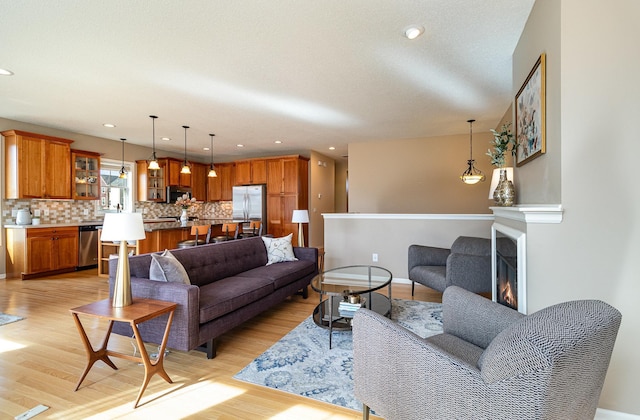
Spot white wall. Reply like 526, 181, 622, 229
515, 0, 640, 414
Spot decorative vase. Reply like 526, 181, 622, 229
494, 168, 515, 207
180, 208, 188, 222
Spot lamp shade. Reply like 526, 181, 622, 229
292, 209, 309, 223
100, 212, 146, 242
488, 167, 514, 199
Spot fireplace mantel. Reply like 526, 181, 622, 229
490, 205, 563, 224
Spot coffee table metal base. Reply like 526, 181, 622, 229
312, 292, 390, 348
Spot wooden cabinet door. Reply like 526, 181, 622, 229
190, 163, 206, 201
46, 140, 72, 198
167, 159, 181, 186
206, 168, 222, 201
267, 195, 284, 238
26, 235, 55, 273
19, 135, 45, 198
220, 163, 234, 201
235, 160, 251, 185
251, 159, 267, 184
56, 233, 79, 269
267, 159, 283, 194
282, 158, 300, 195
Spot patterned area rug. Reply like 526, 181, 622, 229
233, 298, 442, 412
0, 313, 24, 326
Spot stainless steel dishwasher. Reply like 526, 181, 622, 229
78, 224, 102, 269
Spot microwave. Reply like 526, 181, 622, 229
167, 186, 191, 204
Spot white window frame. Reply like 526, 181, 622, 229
97, 158, 135, 214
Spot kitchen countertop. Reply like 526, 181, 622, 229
4, 218, 247, 231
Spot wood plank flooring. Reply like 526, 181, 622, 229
0, 269, 441, 419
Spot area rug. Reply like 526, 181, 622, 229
233, 299, 442, 412
0, 313, 24, 326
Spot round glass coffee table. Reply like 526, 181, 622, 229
310, 265, 393, 348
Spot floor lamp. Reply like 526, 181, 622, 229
291, 210, 309, 248
100, 212, 146, 307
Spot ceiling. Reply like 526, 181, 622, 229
0, 0, 534, 163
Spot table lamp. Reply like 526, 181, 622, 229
292, 209, 309, 247
100, 212, 146, 307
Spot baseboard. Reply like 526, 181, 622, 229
595, 408, 640, 419
391, 277, 411, 285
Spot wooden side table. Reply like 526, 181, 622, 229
70, 298, 177, 408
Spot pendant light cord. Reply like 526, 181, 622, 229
468, 119, 475, 160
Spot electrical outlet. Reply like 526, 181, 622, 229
372, 253, 378, 262
44, 209, 50, 216
33, 209, 41, 217
83, 209, 89, 216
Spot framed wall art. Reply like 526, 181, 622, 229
515, 53, 546, 166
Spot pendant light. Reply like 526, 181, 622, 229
460, 119, 485, 184
148, 115, 160, 170
208, 133, 218, 177
118, 138, 127, 179
180, 125, 191, 174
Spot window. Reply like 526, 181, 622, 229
99, 159, 134, 213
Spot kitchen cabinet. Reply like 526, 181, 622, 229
6, 227, 78, 279
136, 160, 166, 202
72, 149, 101, 200
3, 130, 73, 199
190, 162, 207, 202
165, 158, 191, 188
266, 156, 309, 245
235, 159, 267, 185
206, 162, 234, 201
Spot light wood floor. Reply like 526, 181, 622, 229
0, 269, 442, 420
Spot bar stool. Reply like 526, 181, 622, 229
213, 223, 239, 243
177, 225, 211, 248
240, 221, 263, 238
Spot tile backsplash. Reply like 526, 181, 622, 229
2, 199, 232, 225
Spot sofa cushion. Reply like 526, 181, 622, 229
262, 233, 298, 265
149, 250, 191, 284
198, 276, 275, 323
238, 259, 316, 290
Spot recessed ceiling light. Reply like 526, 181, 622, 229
161, 137, 171, 141
274, 140, 282, 144
404, 25, 425, 40
329, 146, 336, 150
237, 144, 244, 148
0, 68, 14, 76
103, 123, 116, 128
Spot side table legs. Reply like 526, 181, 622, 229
72, 315, 118, 391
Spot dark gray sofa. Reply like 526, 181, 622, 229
108, 236, 318, 358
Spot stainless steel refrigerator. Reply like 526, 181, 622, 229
232, 185, 267, 223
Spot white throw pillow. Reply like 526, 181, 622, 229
149, 249, 191, 284
262, 233, 298, 266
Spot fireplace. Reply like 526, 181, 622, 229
491, 223, 527, 314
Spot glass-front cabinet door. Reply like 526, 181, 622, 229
72, 150, 101, 200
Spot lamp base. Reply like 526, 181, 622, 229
112, 241, 132, 307
297, 223, 305, 248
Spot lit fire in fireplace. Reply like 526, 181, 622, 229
500, 281, 516, 308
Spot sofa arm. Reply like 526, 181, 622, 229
353, 308, 483, 420
294, 246, 318, 271
109, 276, 201, 352
442, 286, 524, 349
408, 244, 450, 272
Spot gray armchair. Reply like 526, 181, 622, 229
408, 236, 495, 295
353, 286, 622, 420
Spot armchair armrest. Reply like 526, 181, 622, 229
408, 244, 451, 272
353, 308, 484, 420
442, 285, 524, 349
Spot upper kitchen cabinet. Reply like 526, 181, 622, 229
165, 158, 191, 188
3, 130, 73, 199
190, 162, 207, 202
72, 149, 101, 200
235, 159, 267, 185
136, 159, 166, 202
266, 155, 309, 195
207, 162, 234, 202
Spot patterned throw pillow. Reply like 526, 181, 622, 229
262, 233, 298, 266
149, 249, 191, 284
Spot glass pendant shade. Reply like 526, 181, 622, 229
148, 115, 160, 170
208, 166, 217, 177
460, 119, 485, 184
